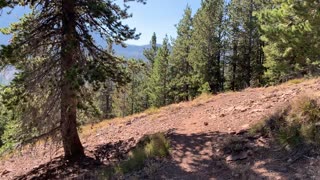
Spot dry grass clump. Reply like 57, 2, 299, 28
190, 92, 214, 106
285, 78, 305, 85
144, 107, 161, 115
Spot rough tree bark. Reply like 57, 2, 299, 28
60, 0, 85, 160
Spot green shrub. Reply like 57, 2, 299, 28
277, 121, 302, 147
249, 108, 288, 137
250, 95, 320, 149
117, 147, 147, 174
144, 133, 170, 158
114, 133, 170, 175
92, 133, 170, 179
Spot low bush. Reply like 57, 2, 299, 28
118, 133, 170, 174
95, 132, 170, 178
250, 95, 320, 149
144, 107, 161, 115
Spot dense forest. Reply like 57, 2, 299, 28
0, 0, 319, 161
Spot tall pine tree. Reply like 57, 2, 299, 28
169, 5, 195, 102
0, 0, 145, 159
149, 36, 171, 107
143, 32, 158, 66
189, 0, 225, 93
226, 0, 265, 90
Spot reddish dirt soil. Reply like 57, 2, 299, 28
1, 79, 320, 179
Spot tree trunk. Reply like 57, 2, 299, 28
246, 0, 254, 87
221, 50, 225, 91
60, 0, 84, 160
232, 42, 238, 91
105, 89, 110, 119
104, 80, 113, 119
131, 73, 134, 115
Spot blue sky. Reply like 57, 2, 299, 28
124, 0, 201, 45
0, 1, 201, 45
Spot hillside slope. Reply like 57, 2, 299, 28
1, 78, 320, 179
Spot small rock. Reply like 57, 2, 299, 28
236, 129, 248, 135
233, 173, 240, 178
1, 169, 11, 176
125, 121, 132, 126
241, 124, 250, 129
250, 109, 263, 113
247, 150, 254, 156
226, 151, 248, 161
204, 122, 209, 126
257, 137, 267, 144
240, 108, 248, 112
266, 105, 273, 109
131, 117, 139, 123
285, 145, 292, 151
278, 167, 289, 173
220, 113, 226, 117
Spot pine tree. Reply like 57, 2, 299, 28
111, 59, 149, 116
127, 59, 148, 114
143, 32, 158, 66
149, 36, 171, 107
256, 0, 320, 83
226, 0, 265, 90
189, 0, 225, 93
169, 5, 196, 102
0, 0, 145, 160
99, 39, 115, 119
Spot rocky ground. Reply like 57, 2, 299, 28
1, 78, 320, 179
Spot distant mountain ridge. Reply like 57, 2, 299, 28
113, 44, 151, 61
0, 33, 158, 84
1, 32, 157, 61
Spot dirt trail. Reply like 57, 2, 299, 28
1, 79, 320, 179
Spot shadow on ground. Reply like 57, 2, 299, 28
15, 139, 135, 180
15, 130, 314, 179
154, 131, 293, 179
15, 156, 102, 180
